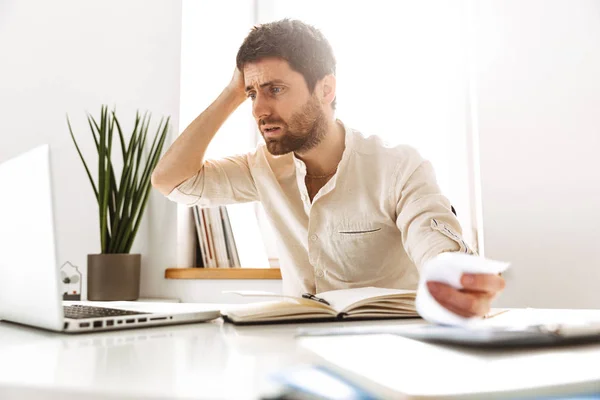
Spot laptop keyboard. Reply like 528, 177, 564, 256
64, 305, 148, 320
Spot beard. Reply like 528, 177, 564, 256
260, 95, 328, 156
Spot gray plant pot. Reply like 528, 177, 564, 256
87, 254, 141, 301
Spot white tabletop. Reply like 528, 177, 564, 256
1, 307, 600, 399
0, 310, 422, 400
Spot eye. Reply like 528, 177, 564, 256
270, 86, 283, 95
247, 92, 256, 100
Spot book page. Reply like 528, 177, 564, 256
222, 299, 336, 323
223, 290, 299, 301
223, 290, 336, 310
318, 287, 416, 314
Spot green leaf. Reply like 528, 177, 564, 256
86, 114, 100, 151
131, 112, 149, 197
88, 112, 118, 234
66, 114, 99, 200
98, 106, 107, 252
137, 117, 164, 189
113, 111, 144, 252
105, 108, 116, 251
112, 110, 127, 161
114, 112, 140, 215
126, 117, 170, 252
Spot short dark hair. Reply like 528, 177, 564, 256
236, 19, 337, 110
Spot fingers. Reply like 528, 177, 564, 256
435, 296, 477, 318
425, 273, 505, 318
228, 67, 246, 96
427, 282, 493, 317
461, 273, 506, 294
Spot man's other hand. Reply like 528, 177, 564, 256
426, 273, 506, 318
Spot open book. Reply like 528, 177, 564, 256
221, 287, 418, 324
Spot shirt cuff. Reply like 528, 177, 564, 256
166, 186, 200, 206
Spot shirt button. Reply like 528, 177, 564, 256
316, 270, 324, 278
310, 234, 318, 242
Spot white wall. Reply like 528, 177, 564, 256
0, 0, 281, 303
474, 0, 600, 308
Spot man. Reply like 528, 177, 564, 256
152, 19, 505, 318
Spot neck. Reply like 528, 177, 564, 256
295, 119, 345, 176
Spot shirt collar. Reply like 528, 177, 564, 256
292, 119, 353, 172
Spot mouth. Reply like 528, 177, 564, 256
262, 126, 282, 137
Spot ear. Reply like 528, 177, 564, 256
318, 74, 336, 107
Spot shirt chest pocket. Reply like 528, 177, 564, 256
330, 219, 389, 281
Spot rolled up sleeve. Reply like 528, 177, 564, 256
394, 159, 475, 270
166, 153, 259, 207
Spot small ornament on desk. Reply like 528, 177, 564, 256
61, 261, 82, 300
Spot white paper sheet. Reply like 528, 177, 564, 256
416, 252, 510, 326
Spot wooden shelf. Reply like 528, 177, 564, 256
165, 268, 282, 280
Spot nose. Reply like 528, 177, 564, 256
252, 93, 271, 122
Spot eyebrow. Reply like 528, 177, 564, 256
245, 80, 286, 93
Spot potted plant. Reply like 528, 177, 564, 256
67, 105, 170, 301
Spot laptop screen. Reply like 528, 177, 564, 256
0, 145, 64, 331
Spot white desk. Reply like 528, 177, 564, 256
1, 308, 599, 399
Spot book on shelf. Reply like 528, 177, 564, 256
220, 206, 241, 268
192, 207, 215, 268
192, 204, 270, 269
192, 207, 207, 268
208, 207, 229, 268
193, 236, 204, 268
203, 208, 220, 267
221, 287, 418, 324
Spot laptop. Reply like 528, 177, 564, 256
0, 144, 220, 333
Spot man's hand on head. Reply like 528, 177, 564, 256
227, 67, 246, 99
426, 273, 506, 318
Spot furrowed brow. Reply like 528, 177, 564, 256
245, 80, 286, 93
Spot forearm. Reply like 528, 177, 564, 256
151, 87, 246, 196
396, 161, 473, 268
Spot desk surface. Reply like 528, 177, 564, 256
1, 308, 600, 400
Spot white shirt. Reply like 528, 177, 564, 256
167, 121, 473, 296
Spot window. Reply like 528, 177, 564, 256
176, 0, 271, 268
